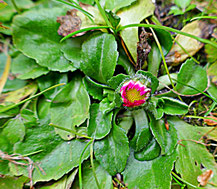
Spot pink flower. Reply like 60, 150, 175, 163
120, 80, 151, 108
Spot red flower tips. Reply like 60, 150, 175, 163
120, 80, 151, 108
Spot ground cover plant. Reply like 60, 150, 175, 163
0, 0, 217, 188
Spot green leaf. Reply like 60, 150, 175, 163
81, 33, 118, 84
168, 117, 217, 188
37, 72, 67, 100
149, 115, 178, 155
87, 103, 112, 140
136, 70, 159, 94
146, 28, 172, 76
174, 0, 191, 9
118, 110, 133, 133
37, 96, 51, 124
99, 97, 115, 114
123, 150, 177, 189
157, 73, 177, 91
108, 74, 129, 89
11, 54, 49, 80
11, 123, 90, 183
176, 59, 208, 95
154, 28, 173, 56
79, 0, 95, 5
134, 137, 161, 161
12, 7, 76, 72
94, 125, 129, 175
40, 169, 78, 189
130, 109, 153, 152
60, 36, 88, 69
0, 176, 27, 189
147, 42, 161, 76
0, 133, 13, 174
20, 109, 38, 127
2, 118, 25, 144
157, 97, 188, 116
3, 78, 27, 93
50, 74, 90, 140
117, 47, 135, 75
72, 160, 113, 189
205, 43, 217, 62
83, 76, 106, 100
117, 0, 155, 61
0, 53, 27, 93
104, 0, 136, 13
105, 10, 120, 28
168, 6, 184, 16
207, 61, 217, 83
208, 82, 217, 101
0, 0, 34, 22
0, 104, 19, 118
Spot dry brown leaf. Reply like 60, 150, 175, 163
197, 170, 214, 186
166, 20, 211, 65
57, 9, 82, 37
56, 3, 105, 37
204, 116, 217, 126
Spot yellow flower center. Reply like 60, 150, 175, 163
125, 89, 145, 103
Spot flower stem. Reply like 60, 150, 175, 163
11, 0, 21, 14
90, 141, 101, 189
79, 140, 93, 189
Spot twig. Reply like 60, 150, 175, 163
0, 150, 34, 188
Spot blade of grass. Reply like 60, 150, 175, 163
11, 0, 21, 14
95, 0, 112, 28
90, 141, 101, 189
60, 26, 112, 42
117, 23, 217, 48
0, 83, 66, 113
0, 54, 11, 94
172, 175, 186, 188
145, 19, 182, 101
204, 102, 217, 117
79, 139, 93, 189
191, 16, 217, 21
54, 0, 93, 21
171, 172, 203, 189
185, 115, 217, 123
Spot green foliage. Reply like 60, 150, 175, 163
50, 74, 90, 140
176, 59, 208, 95
12, 7, 75, 72
123, 151, 177, 189
168, 117, 217, 188
87, 103, 112, 139
72, 161, 113, 188
104, 0, 136, 13
149, 114, 178, 155
94, 124, 129, 175
0, 0, 216, 188
130, 109, 152, 152
81, 33, 118, 84
11, 54, 49, 80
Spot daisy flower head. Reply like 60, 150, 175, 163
120, 80, 151, 108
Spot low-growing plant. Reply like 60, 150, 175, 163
0, 0, 217, 188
